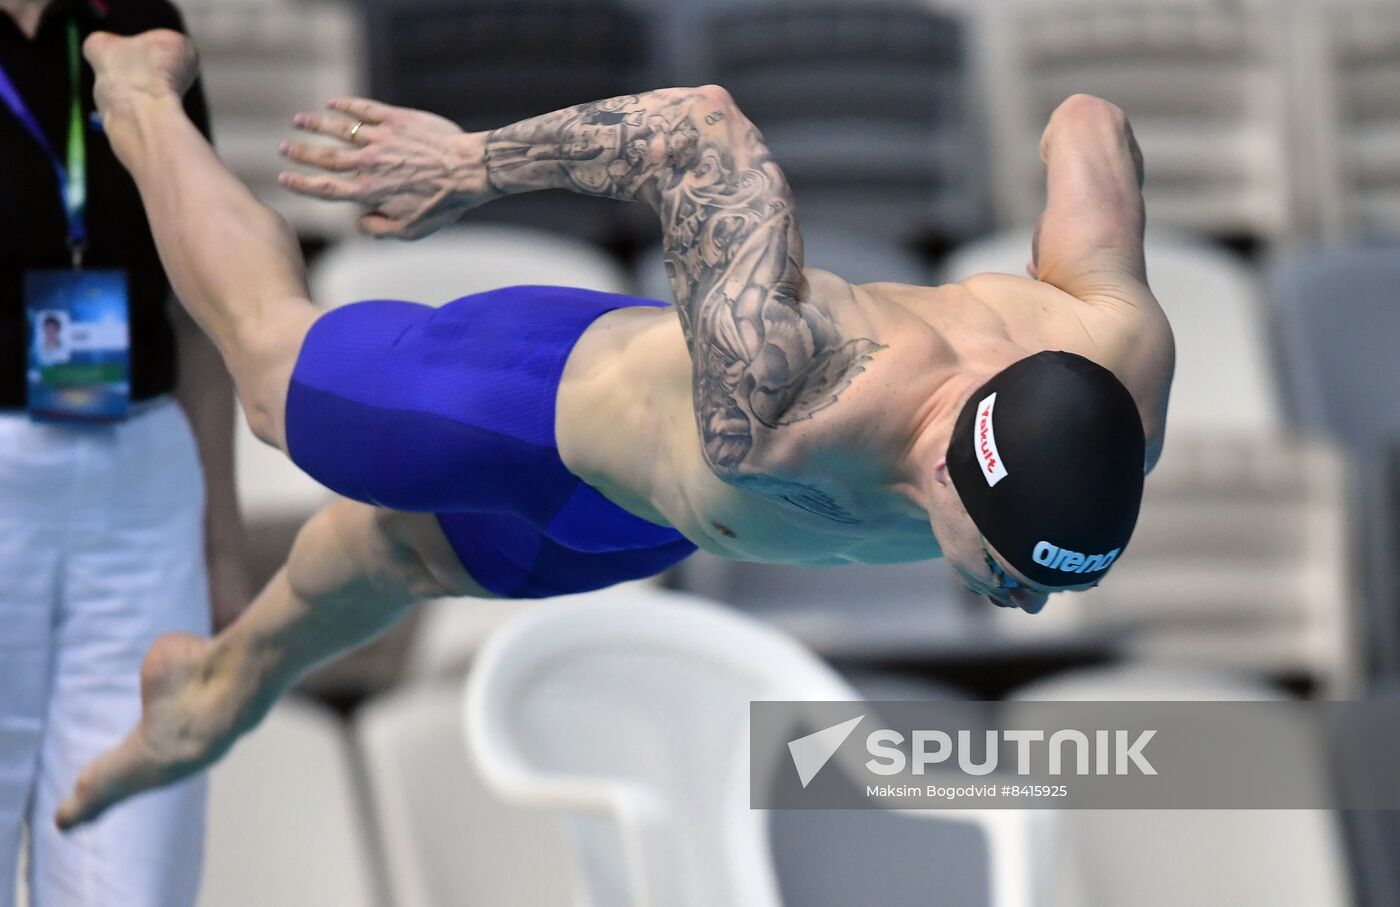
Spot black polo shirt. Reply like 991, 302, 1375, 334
0, 0, 210, 409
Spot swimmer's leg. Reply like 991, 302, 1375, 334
86, 31, 315, 450
56, 499, 489, 830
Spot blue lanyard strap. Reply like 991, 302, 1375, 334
0, 17, 88, 265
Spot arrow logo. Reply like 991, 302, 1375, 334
787, 715, 864, 788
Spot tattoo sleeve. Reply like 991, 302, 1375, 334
482, 87, 884, 523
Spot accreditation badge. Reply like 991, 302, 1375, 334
24, 268, 131, 422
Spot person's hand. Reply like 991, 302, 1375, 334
279, 97, 495, 240
84, 30, 199, 115
55, 633, 245, 830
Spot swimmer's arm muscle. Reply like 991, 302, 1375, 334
1034, 95, 1173, 469
483, 90, 884, 521
1033, 94, 1150, 306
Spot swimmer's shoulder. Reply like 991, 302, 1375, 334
958, 270, 1174, 469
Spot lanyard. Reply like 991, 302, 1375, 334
0, 17, 88, 267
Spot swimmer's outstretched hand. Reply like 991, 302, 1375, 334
55, 633, 251, 831
280, 97, 492, 240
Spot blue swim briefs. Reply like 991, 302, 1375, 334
284, 285, 697, 598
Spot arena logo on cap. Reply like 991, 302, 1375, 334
1032, 541, 1120, 574
973, 393, 1008, 487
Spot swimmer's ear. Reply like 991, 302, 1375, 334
931, 455, 952, 487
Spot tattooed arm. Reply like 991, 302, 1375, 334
281, 88, 883, 519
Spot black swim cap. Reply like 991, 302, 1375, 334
946, 351, 1146, 589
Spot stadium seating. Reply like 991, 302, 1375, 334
673, 0, 984, 244
180, 0, 366, 238
360, 0, 657, 243
972, 0, 1298, 242
1293, 0, 1400, 239
1268, 243, 1400, 679
1007, 665, 1354, 907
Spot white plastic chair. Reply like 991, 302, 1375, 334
1012, 434, 1357, 696
941, 228, 1283, 442
972, 0, 1298, 242
464, 588, 1059, 907
1007, 665, 1354, 907
309, 225, 633, 310
198, 697, 381, 907
355, 682, 577, 907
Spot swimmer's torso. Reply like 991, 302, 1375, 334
556, 269, 1170, 565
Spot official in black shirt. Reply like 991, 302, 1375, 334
0, 0, 247, 902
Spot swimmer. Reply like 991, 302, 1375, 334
56, 30, 1173, 828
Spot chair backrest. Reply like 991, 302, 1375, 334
974, 0, 1297, 242
465, 586, 848, 907
309, 225, 632, 309
1268, 244, 1400, 447
363, 0, 650, 133
464, 585, 1059, 907
672, 0, 983, 243
199, 697, 381, 907
180, 0, 366, 238
361, 0, 655, 243
355, 683, 577, 907
941, 228, 1284, 441
1008, 664, 1354, 907
1267, 244, 1400, 681
1292, 0, 1400, 240
1032, 434, 1359, 696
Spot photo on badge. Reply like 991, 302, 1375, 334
24, 268, 131, 423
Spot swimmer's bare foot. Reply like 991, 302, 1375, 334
83, 30, 197, 134
55, 631, 250, 830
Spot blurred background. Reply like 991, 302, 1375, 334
65, 0, 1400, 904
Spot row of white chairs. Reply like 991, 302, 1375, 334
148, 586, 1353, 906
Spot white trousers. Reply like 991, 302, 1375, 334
0, 399, 210, 907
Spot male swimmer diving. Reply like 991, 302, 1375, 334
56, 30, 1172, 828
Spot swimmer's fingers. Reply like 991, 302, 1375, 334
357, 211, 405, 238
278, 140, 361, 173
279, 170, 369, 203
327, 96, 395, 125
357, 210, 455, 241
291, 111, 382, 146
